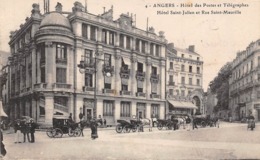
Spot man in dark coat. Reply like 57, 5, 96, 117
0, 127, 7, 157
90, 118, 98, 140
29, 119, 37, 143
21, 121, 30, 143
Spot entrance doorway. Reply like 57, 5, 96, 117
138, 111, 143, 119
84, 108, 93, 120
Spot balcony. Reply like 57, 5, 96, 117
136, 71, 145, 81
120, 90, 131, 96
136, 92, 146, 97
83, 86, 95, 92
150, 94, 161, 99
102, 64, 114, 76
53, 83, 72, 89
150, 74, 159, 83
34, 83, 47, 89
168, 81, 175, 86
103, 88, 115, 94
56, 58, 67, 65
120, 67, 130, 79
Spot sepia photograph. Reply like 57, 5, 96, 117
0, 0, 259, 159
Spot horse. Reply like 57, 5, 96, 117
139, 118, 152, 132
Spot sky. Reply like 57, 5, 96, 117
0, 0, 259, 91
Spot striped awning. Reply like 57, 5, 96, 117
168, 100, 197, 109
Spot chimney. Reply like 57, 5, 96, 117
55, 2, 63, 13
168, 43, 174, 49
188, 45, 195, 52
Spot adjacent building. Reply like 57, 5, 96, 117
229, 39, 260, 121
6, 2, 167, 126
166, 43, 204, 116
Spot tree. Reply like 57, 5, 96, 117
209, 62, 232, 112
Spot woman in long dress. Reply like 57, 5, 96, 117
90, 118, 98, 140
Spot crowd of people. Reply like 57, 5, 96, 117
13, 119, 37, 143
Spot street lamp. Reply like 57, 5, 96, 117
78, 54, 111, 119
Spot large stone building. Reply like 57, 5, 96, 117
166, 43, 204, 116
6, 2, 167, 125
229, 39, 260, 121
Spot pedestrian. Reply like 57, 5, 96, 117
29, 119, 37, 143
90, 118, 98, 140
79, 122, 84, 137
0, 125, 7, 157
79, 112, 84, 122
186, 115, 192, 131
192, 115, 198, 130
14, 120, 22, 143
21, 120, 30, 143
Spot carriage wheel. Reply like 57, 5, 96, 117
157, 123, 163, 130
116, 124, 123, 133
201, 121, 206, 128
46, 128, 54, 138
54, 128, 63, 138
68, 128, 75, 137
132, 125, 137, 132
166, 123, 172, 130
74, 127, 82, 137
123, 125, 131, 133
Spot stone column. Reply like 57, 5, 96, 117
75, 96, 83, 123
115, 32, 120, 47
114, 50, 121, 96
160, 61, 166, 99
146, 103, 151, 119
147, 42, 150, 55
153, 45, 156, 56
32, 99, 37, 121
139, 40, 142, 52
114, 100, 121, 122
159, 104, 165, 119
96, 46, 104, 93
131, 58, 137, 95
132, 38, 136, 51
45, 42, 55, 88
68, 95, 74, 117
96, 99, 103, 119
87, 25, 91, 39
131, 101, 137, 117
75, 46, 84, 91
45, 95, 54, 125
97, 27, 102, 42
106, 31, 110, 45
36, 46, 41, 84
123, 35, 126, 49
146, 61, 151, 99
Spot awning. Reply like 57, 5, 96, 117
168, 100, 197, 109
122, 57, 131, 66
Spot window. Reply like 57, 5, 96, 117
120, 102, 131, 117
197, 67, 200, 74
102, 29, 107, 43
103, 100, 114, 116
40, 106, 45, 116
82, 24, 88, 38
150, 43, 154, 55
120, 34, 124, 48
181, 77, 185, 84
54, 97, 68, 106
189, 78, 192, 85
169, 89, 173, 95
197, 79, 200, 86
181, 54, 184, 58
151, 66, 157, 75
85, 73, 93, 87
170, 62, 173, 69
104, 54, 111, 66
56, 44, 67, 60
137, 62, 143, 72
137, 80, 143, 92
84, 50, 93, 65
155, 45, 160, 56
151, 104, 159, 118
188, 90, 191, 95
189, 66, 192, 73
197, 57, 200, 61
181, 90, 185, 96
104, 83, 111, 89
151, 82, 157, 94
41, 67, 45, 83
136, 39, 140, 51
141, 40, 146, 53
40, 43, 45, 62
56, 68, 66, 83
109, 32, 114, 45
169, 75, 173, 82
90, 26, 96, 41
181, 65, 185, 72
122, 84, 128, 91
258, 74, 260, 81
126, 36, 131, 49
257, 91, 260, 99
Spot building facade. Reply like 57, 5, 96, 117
229, 39, 260, 121
6, 2, 167, 126
166, 43, 204, 116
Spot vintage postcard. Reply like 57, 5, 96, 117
0, 0, 259, 159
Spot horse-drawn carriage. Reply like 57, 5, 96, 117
116, 119, 141, 133
193, 115, 218, 128
46, 117, 81, 138
156, 119, 178, 130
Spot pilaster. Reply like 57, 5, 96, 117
146, 103, 151, 119
44, 95, 54, 125
115, 50, 121, 95
45, 42, 55, 88
146, 60, 152, 99
131, 57, 137, 95
131, 102, 137, 117
114, 100, 121, 122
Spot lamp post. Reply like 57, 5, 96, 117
78, 55, 111, 119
